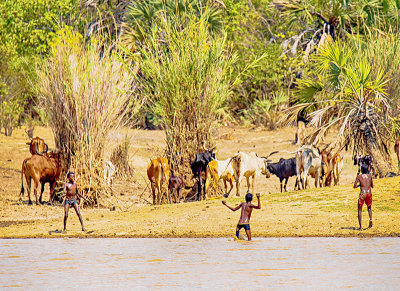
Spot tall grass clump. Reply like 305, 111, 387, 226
136, 13, 235, 185
36, 29, 136, 205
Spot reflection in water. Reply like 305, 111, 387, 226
1, 238, 400, 290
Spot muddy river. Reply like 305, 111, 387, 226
1, 238, 399, 289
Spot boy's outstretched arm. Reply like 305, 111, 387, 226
353, 176, 360, 188
222, 200, 242, 211
252, 193, 261, 209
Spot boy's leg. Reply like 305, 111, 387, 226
64, 203, 70, 232
367, 206, 372, 228
236, 226, 240, 239
358, 202, 363, 230
73, 202, 85, 231
245, 229, 252, 241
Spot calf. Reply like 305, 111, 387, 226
20, 151, 67, 205
191, 152, 216, 200
205, 158, 235, 198
147, 157, 170, 204
267, 157, 298, 192
296, 146, 322, 189
168, 175, 183, 203
331, 153, 343, 185
230, 152, 271, 197
354, 155, 375, 176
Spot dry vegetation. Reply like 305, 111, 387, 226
0, 125, 399, 238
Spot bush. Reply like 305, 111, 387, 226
37, 29, 138, 205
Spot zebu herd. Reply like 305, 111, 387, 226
147, 145, 349, 205
18, 135, 389, 206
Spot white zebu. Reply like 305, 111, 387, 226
230, 152, 271, 197
295, 146, 322, 189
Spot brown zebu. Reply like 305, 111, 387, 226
147, 157, 170, 204
20, 151, 67, 205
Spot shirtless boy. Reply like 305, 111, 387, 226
63, 172, 85, 232
353, 164, 373, 230
222, 193, 261, 241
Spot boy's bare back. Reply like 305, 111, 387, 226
354, 173, 373, 193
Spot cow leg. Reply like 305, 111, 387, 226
235, 175, 242, 197
177, 186, 182, 203
279, 178, 283, 193
48, 181, 57, 205
197, 170, 202, 201
150, 182, 156, 205
33, 180, 39, 205
284, 178, 289, 192
302, 171, 308, 189
167, 185, 172, 204
228, 178, 234, 195
245, 176, 251, 194
156, 180, 162, 204
39, 182, 45, 204
205, 174, 211, 198
26, 177, 33, 205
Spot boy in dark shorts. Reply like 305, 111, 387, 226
63, 172, 86, 232
222, 192, 261, 241
353, 164, 373, 230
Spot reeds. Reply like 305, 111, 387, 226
36, 29, 137, 205
136, 14, 235, 188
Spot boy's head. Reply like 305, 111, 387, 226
245, 192, 253, 202
361, 164, 369, 174
67, 172, 75, 181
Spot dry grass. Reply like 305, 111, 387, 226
36, 30, 138, 205
1, 125, 399, 238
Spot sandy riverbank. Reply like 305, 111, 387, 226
1, 126, 399, 238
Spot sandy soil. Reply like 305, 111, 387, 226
0, 125, 399, 238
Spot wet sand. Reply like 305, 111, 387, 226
0, 126, 399, 238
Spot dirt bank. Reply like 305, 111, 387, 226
0, 126, 399, 238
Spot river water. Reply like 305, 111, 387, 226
0, 238, 399, 290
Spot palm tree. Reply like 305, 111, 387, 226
286, 39, 393, 177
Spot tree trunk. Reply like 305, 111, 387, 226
367, 144, 392, 178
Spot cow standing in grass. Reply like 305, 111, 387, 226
205, 158, 235, 198
147, 157, 169, 205
296, 146, 322, 189
230, 152, 271, 197
267, 157, 298, 192
168, 175, 183, 203
331, 153, 344, 185
191, 152, 216, 201
20, 151, 67, 205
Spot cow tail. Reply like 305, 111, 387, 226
223, 157, 234, 174
20, 160, 26, 197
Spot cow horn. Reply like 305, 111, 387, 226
44, 143, 48, 153
35, 143, 41, 155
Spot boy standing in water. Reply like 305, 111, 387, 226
222, 193, 261, 241
353, 164, 373, 230
63, 172, 85, 232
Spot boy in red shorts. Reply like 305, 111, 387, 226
353, 164, 373, 230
